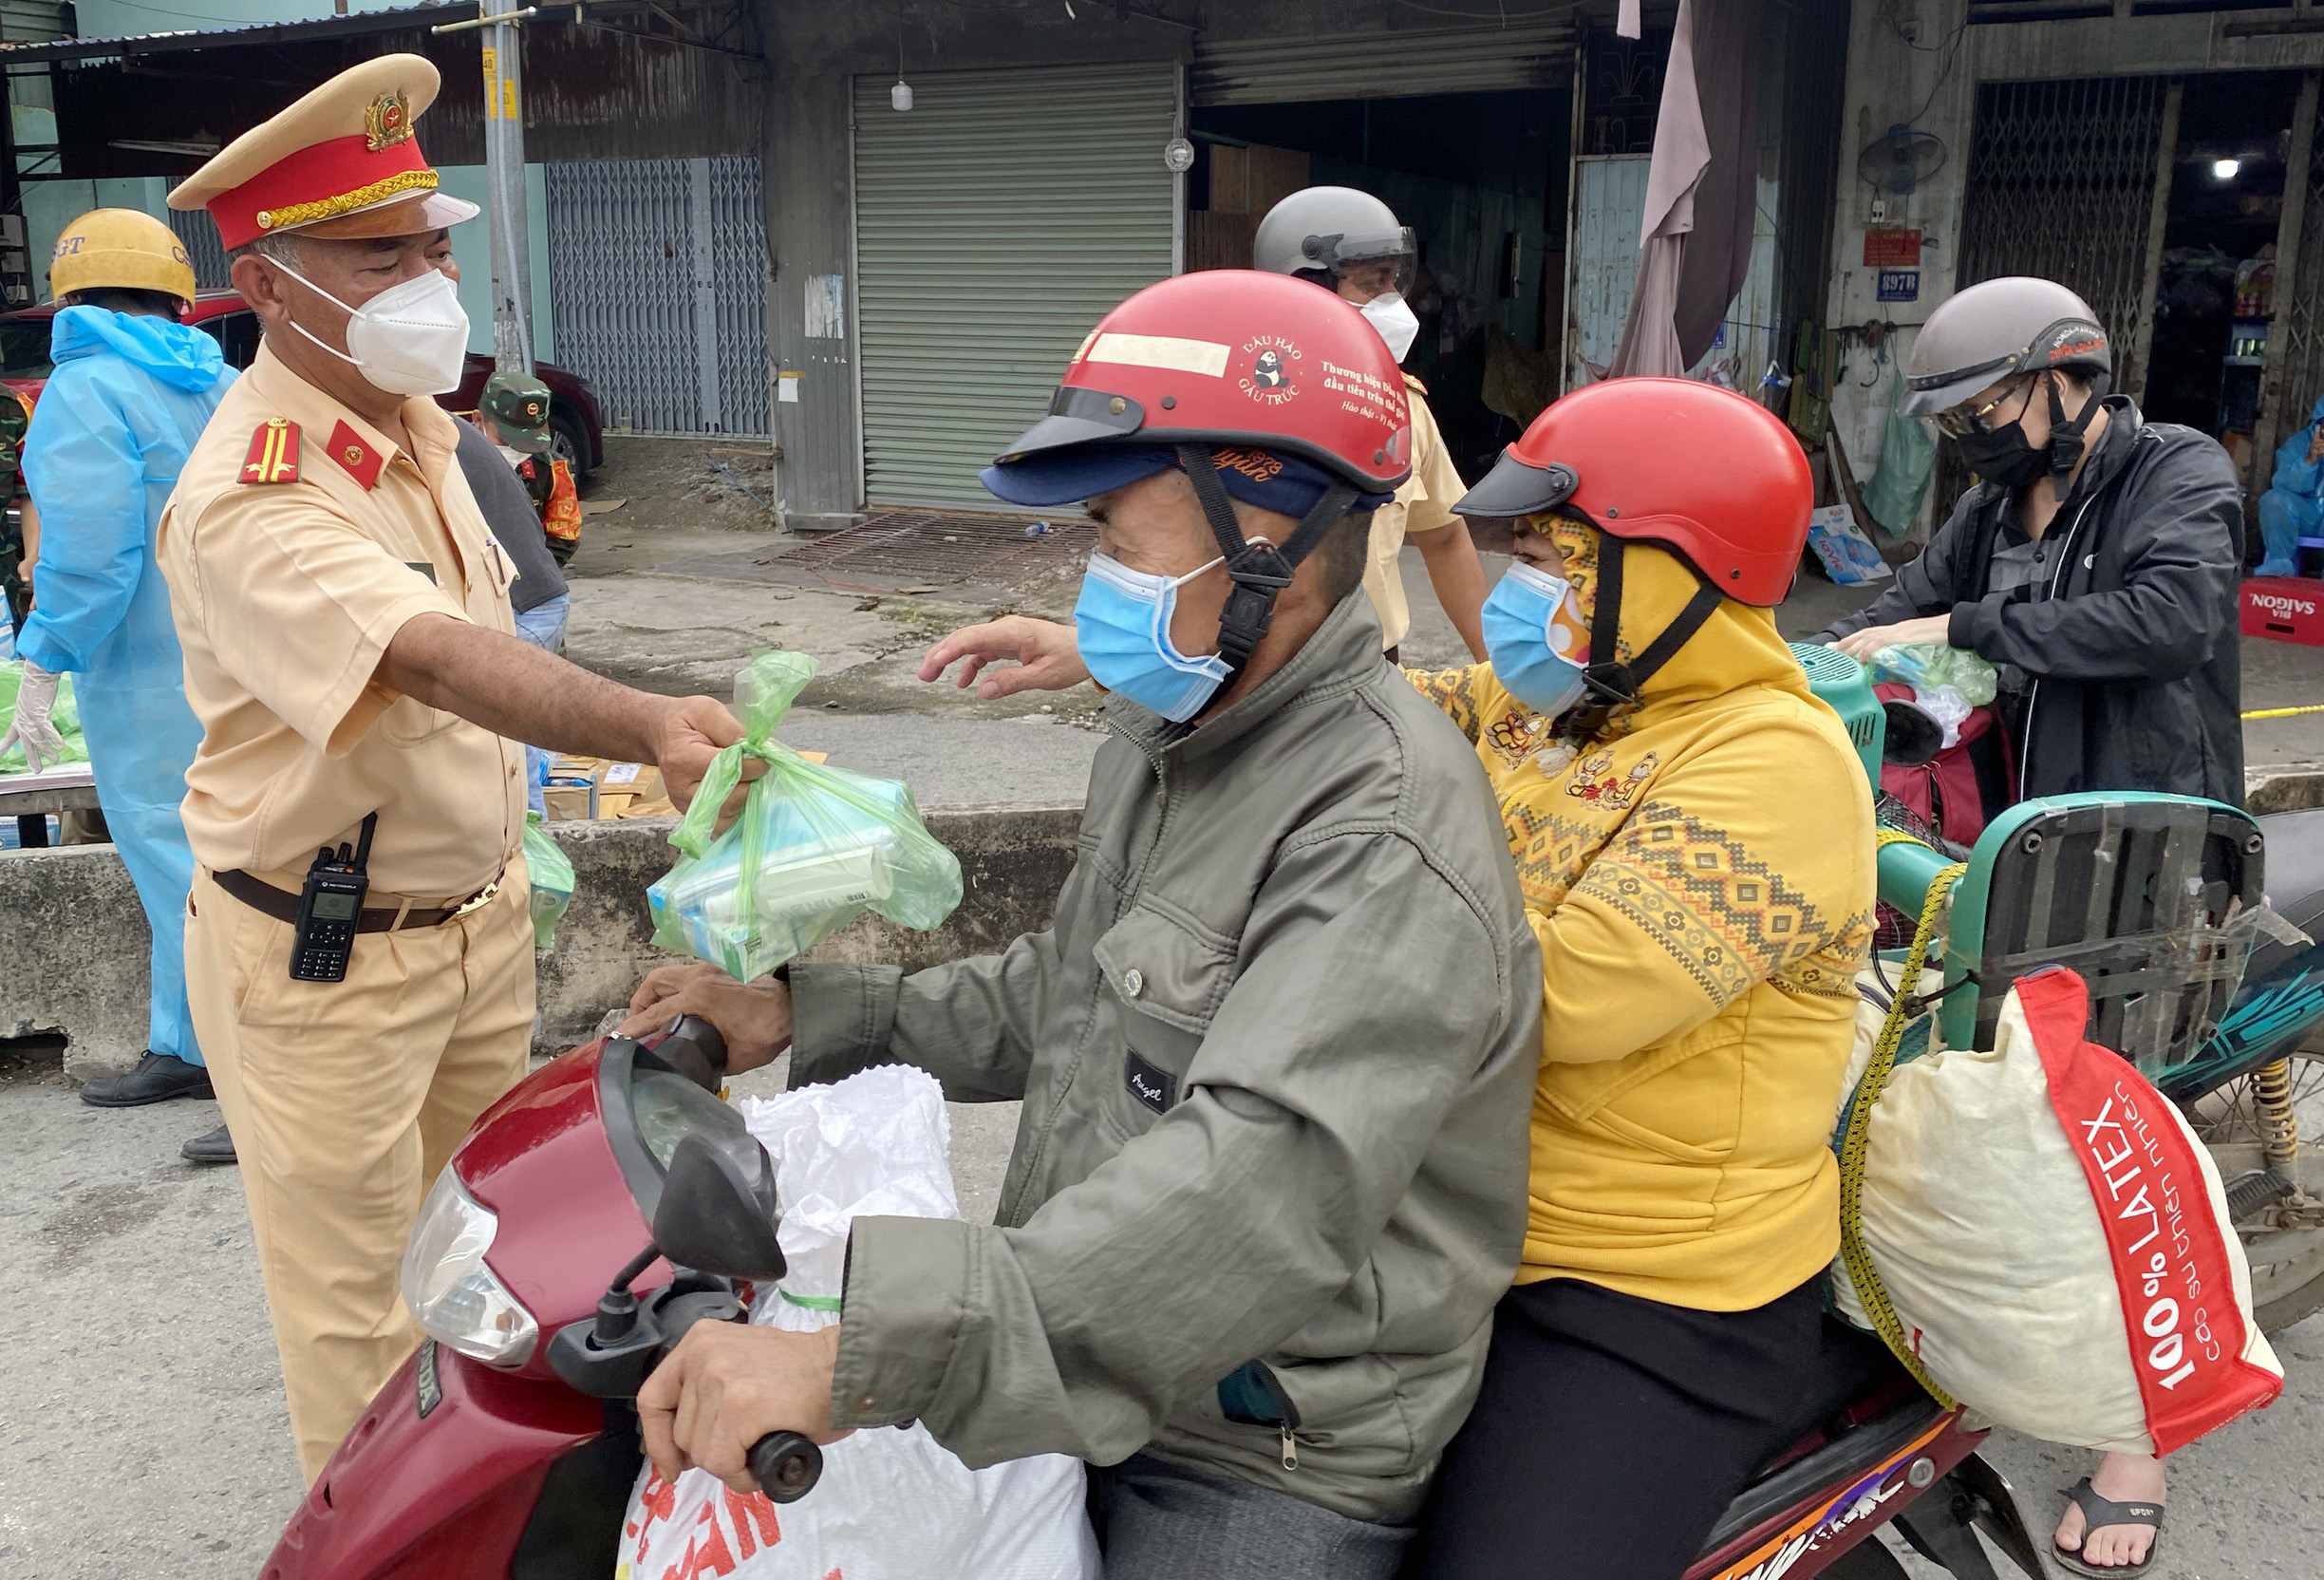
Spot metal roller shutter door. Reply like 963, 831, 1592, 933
852, 63, 1177, 509
1190, 18, 1575, 106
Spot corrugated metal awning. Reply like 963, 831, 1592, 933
0, 2, 469, 62
0, 0, 67, 44
1190, 15, 1577, 106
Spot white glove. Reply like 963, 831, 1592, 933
1, 660, 65, 773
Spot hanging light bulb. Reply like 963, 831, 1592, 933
2212, 157, 2240, 180
891, 1, 912, 110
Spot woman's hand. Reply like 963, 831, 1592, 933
1834, 613, 1952, 666
918, 617, 1090, 699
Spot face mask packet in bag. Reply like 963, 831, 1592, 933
647, 649, 965, 981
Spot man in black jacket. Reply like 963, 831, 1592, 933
1825, 275, 2241, 1574
1821, 275, 2244, 810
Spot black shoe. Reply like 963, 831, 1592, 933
180, 1123, 237, 1165
79, 1051, 215, 1107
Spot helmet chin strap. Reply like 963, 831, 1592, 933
2043, 369, 2108, 486
1176, 444, 1359, 682
1557, 533, 1725, 740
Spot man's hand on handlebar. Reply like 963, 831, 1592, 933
639, 1323, 850, 1495
918, 616, 1091, 699
620, 963, 792, 1076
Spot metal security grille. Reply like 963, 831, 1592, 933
544, 157, 769, 437
852, 64, 1177, 509
1957, 76, 2171, 356
1190, 18, 1575, 104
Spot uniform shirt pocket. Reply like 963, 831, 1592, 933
1090, 906, 1234, 1139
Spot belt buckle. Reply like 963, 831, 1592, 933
452, 877, 501, 919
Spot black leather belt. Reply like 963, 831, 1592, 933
213, 868, 498, 933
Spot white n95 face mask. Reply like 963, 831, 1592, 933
276, 263, 472, 397
1359, 291, 1421, 364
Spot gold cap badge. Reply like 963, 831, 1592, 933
365, 91, 413, 153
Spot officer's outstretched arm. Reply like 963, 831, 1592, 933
376, 612, 759, 814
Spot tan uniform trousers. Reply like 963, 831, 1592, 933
185, 859, 534, 1481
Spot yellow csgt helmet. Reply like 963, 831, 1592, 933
49, 209, 197, 305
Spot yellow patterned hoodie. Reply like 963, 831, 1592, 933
1410, 518, 1874, 1312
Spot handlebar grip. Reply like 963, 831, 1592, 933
656, 1014, 729, 1092
748, 1430, 822, 1503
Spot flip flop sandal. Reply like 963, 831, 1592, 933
2052, 1477, 2165, 1578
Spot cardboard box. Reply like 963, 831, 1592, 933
2241, 577, 2324, 646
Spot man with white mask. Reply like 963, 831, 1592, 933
1257, 187, 1488, 664
158, 55, 754, 1481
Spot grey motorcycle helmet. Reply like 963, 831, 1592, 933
1900, 275, 2111, 419
1253, 186, 1417, 292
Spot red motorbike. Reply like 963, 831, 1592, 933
260, 1018, 2042, 1580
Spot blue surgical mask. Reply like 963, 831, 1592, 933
1075, 551, 1232, 723
1482, 561, 1592, 720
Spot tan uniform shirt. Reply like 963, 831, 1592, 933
158, 343, 524, 901
1360, 379, 1466, 651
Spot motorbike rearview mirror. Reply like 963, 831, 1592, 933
652, 1132, 788, 1282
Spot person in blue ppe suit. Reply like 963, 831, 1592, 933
2258, 395, 2324, 578
0, 210, 237, 1162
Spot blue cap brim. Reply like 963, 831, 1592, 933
982, 447, 1176, 508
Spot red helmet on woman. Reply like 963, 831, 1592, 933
1452, 377, 1811, 607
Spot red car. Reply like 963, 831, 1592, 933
0, 290, 604, 477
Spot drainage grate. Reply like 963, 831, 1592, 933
759, 510, 1096, 593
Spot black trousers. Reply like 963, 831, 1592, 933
1409, 1275, 1843, 1580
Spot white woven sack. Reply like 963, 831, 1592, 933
619, 1065, 1101, 1580
1832, 971, 2281, 1455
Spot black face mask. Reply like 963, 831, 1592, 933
1953, 420, 2050, 490
1952, 376, 2103, 493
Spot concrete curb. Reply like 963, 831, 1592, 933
2, 804, 1082, 1083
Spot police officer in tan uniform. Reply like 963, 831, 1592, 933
160, 55, 750, 1480
1255, 187, 1487, 664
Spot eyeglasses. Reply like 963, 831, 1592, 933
1934, 380, 2034, 439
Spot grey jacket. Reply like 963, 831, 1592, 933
792, 591, 1540, 1523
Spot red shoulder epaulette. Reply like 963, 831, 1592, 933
1402, 372, 1430, 396
240, 418, 301, 484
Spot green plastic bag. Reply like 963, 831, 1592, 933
523, 811, 575, 950
1869, 643, 1998, 706
647, 650, 963, 982
1864, 369, 1936, 537
0, 658, 90, 774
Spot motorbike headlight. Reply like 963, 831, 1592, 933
401, 1171, 538, 1366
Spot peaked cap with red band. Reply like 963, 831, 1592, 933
168, 54, 478, 251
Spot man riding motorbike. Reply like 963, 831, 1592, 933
619, 269, 1542, 1577
925, 380, 1875, 1578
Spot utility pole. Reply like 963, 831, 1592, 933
480, 0, 534, 373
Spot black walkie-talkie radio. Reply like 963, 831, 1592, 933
290, 814, 377, 983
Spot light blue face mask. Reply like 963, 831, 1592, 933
1481, 560, 1592, 720
1075, 551, 1232, 723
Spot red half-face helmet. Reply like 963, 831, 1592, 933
1454, 377, 1813, 607
992, 269, 1413, 494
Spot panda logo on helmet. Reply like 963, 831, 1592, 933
1239, 334, 1302, 404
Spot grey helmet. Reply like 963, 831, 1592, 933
1254, 186, 1416, 289
1900, 275, 2111, 419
